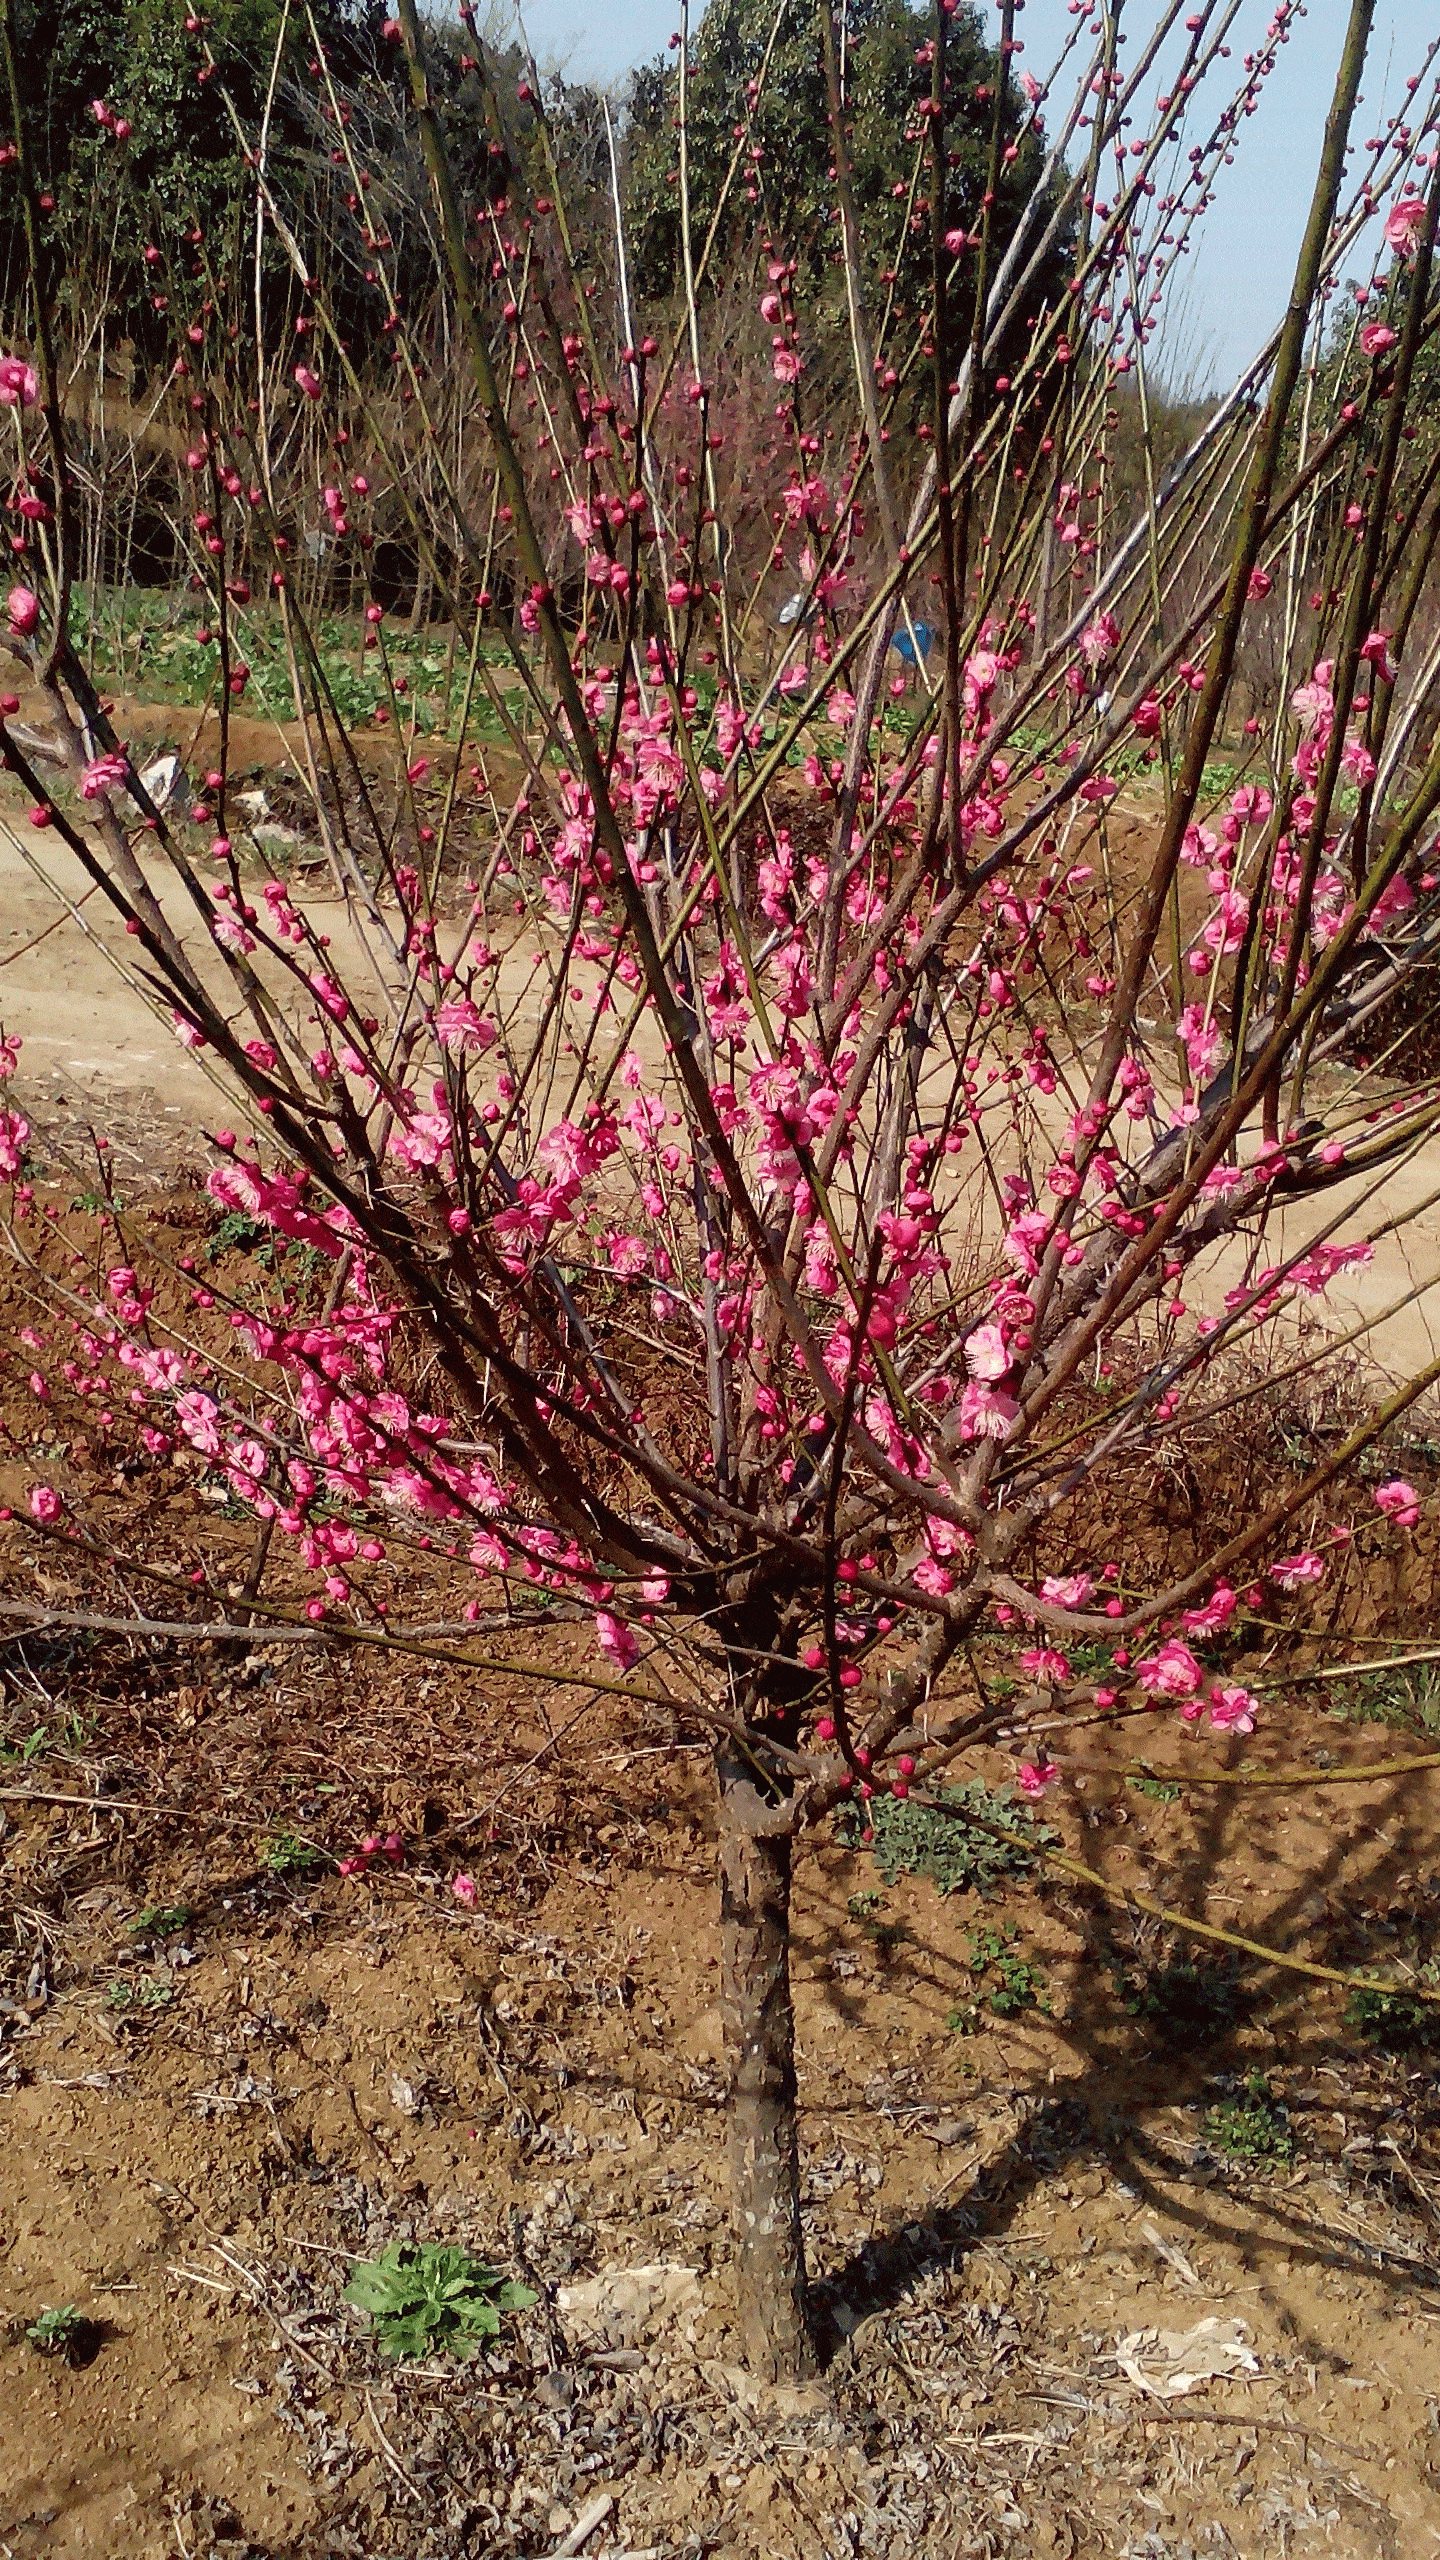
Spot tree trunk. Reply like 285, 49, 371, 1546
716, 1739, 816, 2381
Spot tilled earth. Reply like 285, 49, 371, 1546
3, 1638, 1440, 2560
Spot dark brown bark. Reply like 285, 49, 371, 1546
716, 1740, 817, 2382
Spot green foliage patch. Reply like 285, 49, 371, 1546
1346, 1969, 1440, 2051
857, 1778, 1054, 1898
343, 2242, 534, 2361
26, 2303, 96, 2361
1205, 2073, 1295, 2165
949, 1923, 1051, 2031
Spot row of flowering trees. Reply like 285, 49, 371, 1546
1, 0, 1439, 2375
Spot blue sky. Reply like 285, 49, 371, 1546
495, 0, 1425, 387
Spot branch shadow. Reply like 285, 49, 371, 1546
794, 1752, 1440, 2366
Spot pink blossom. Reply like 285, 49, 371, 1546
1290, 670, 1333, 737
432, 999, 496, 1053
1360, 322, 1397, 358
1359, 629, 1396, 683
913, 1557, 954, 1598
451, 1872, 478, 1908
1003, 1209, 1051, 1277
1041, 1572, 1095, 1610
1178, 1002, 1222, 1083
79, 749, 129, 800
1371, 871, 1414, 925
1182, 1583, 1236, 1636
1017, 1760, 1058, 1798
964, 1321, 1012, 1383
1079, 610, 1119, 671
1021, 1647, 1071, 1684
607, 1233, 650, 1279
594, 1610, 639, 1672
1205, 1683, 1258, 1735
28, 1483, 62, 1524
1269, 1550, 1325, 1592
7, 585, 38, 636
962, 649, 1000, 719
1246, 567, 1273, 602
293, 364, 322, 400
1375, 1478, 1420, 1530
1384, 195, 1427, 264
1135, 1639, 1202, 1699
339, 1830, 404, 1879
958, 1380, 1019, 1443
0, 1105, 30, 1175
0, 355, 38, 408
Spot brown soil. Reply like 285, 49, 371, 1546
4, 1599, 1440, 2558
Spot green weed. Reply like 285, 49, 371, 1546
26, 2303, 97, 2362
856, 1780, 1055, 1899
257, 1827, 328, 1878
1346, 1968, 1440, 2051
343, 2241, 534, 2362
126, 1905, 191, 1939
1205, 2072, 1295, 2164
107, 1975, 176, 2012
1327, 1660, 1440, 1736
948, 1922, 1050, 2031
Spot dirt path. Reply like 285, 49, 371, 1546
4, 788, 1438, 1383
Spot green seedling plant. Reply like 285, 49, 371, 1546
1205, 2072, 1296, 2164
107, 1975, 176, 2012
25, 2303, 96, 2362
1329, 1661, 1440, 1736
949, 1923, 1050, 2032
126, 1905, 191, 1939
343, 2242, 534, 2361
1347, 1967, 1440, 2051
258, 1827, 328, 1878
1113, 1954, 1247, 2048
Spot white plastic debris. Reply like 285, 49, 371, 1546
1114, 2314, 1261, 2399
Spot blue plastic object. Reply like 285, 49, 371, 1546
891, 619, 933, 665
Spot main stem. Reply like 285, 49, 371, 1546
715, 1736, 815, 2382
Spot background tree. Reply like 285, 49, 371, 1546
624, 0, 1071, 377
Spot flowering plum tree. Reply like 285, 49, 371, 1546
2, 0, 1439, 2379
